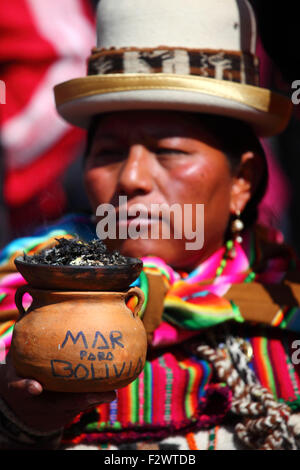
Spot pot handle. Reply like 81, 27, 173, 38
15, 285, 32, 318
126, 286, 145, 318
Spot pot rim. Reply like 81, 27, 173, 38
14, 255, 143, 271
22, 287, 132, 296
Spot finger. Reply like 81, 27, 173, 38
4, 352, 44, 395
25, 380, 43, 395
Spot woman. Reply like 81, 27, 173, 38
0, 0, 300, 450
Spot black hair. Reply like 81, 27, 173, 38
84, 116, 101, 159
193, 114, 268, 231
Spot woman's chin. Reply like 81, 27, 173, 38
105, 238, 167, 258
104, 237, 203, 270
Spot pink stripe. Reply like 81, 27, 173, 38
188, 248, 225, 281
142, 256, 179, 283
152, 322, 197, 348
0, 272, 26, 288
222, 242, 249, 275
138, 371, 145, 425
2, 332, 13, 348
0, 290, 32, 312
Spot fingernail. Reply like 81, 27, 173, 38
27, 380, 43, 395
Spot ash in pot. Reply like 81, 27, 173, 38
23, 237, 129, 267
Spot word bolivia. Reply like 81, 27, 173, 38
50, 329, 143, 381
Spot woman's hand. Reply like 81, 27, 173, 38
0, 352, 116, 433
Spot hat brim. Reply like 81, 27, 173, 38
54, 74, 292, 137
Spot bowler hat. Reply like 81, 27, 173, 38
54, 0, 292, 136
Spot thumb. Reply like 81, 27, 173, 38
9, 377, 43, 396
4, 353, 43, 396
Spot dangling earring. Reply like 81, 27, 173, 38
231, 210, 244, 244
225, 210, 244, 260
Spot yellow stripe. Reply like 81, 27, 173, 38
165, 296, 232, 312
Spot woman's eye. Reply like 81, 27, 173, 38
156, 148, 185, 156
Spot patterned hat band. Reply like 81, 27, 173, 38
88, 47, 260, 86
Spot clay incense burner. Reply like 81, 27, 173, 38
10, 238, 147, 393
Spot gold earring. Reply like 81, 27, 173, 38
231, 210, 244, 244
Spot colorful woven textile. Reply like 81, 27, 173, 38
60, 329, 300, 447
62, 351, 232, 445
0, 213, 300, 447
130, 227, 300, 346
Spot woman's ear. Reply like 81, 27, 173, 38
230, 151, 264, 214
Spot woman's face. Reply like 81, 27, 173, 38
84, 110, 238, 271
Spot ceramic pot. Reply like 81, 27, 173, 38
14, 256, 143, 291
11, 285, 147, 392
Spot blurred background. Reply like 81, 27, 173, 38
0, 0, 98, 246
0, 0, 300, 254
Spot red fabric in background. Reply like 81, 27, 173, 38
3, 128, 85, 207
0, 2, 292, 238
0, 0, 95, 232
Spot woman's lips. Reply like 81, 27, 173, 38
116, 215, 162, 227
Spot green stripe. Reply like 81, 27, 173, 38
163, 303, 243, 330
130, 378, 139, 424
143, 361, 152, 424
244, 271, 256, 283
0, 324, 14, 340
248, 231, 256, 267
279, 395, 300, 411
86, 421, 103, 431
144, 263, 170, 280
178, 361, 196, 419
138, 271, 148, 316
112, 421, 122, 429
184, 365, 196, 419
229, 301, 244, 322
279, 306, 298, 329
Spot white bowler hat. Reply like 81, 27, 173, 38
54, 0, 292, 136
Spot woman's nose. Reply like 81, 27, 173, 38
117, 144, 154, 196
